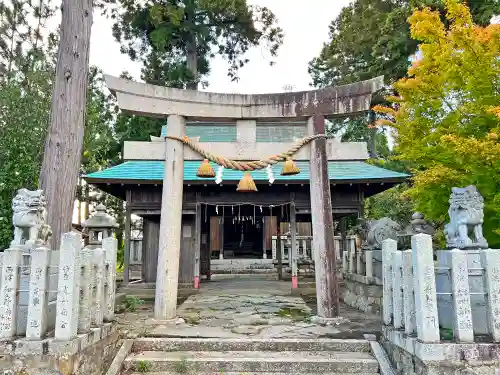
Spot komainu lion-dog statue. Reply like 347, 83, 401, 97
11, 188, 52, 247
444, 185, 488, 249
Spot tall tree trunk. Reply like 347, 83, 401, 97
186, 40, 198, 90
185, 9, 198, 90
368, 110, 377, 158
39, 0, 93, 249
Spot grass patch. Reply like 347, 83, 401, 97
276, 307, 311, 322
277, 308, 309, 321
137, 360, 152, 372
174, 358, 189, 373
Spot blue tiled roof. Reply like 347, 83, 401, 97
85, 161, 408, 183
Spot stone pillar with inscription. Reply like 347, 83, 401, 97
382, 239, 396, 325
449, 249, 473, 342
392, 251, 404, 329
26, 246, 51, 339
103, 237, 118, 322
55, 233, 82, 341
307, 114, 339, 319
481, 249, 500, 342
78, 248, 92, 333
92, 248, 105, 326
412, 234, 440, 343
0, 248, 22, 339
155, 115, 186, 320
401, 249, 416, 335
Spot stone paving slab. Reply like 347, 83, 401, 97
116, 278, 382, 341
147, 288, 346, 339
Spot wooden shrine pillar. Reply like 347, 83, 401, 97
276, 215, 283, 280
194, 202, 201, 289
178, 215, 195, 288
155, 115, 185, 320
123, 189, 132, 285
290, 199, 298, 289
307, 114, 340, 318
142, 218, 160, 283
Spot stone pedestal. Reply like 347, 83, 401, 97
154, 115, 185, 320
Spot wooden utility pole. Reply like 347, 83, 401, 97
39, 0, 93, 249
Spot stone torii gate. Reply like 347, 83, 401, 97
105, 75, 384, 322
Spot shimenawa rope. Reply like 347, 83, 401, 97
165, 134, 328, 172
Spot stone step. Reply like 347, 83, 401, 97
123, 350, 379, 373
211, 269, 278, 275
132, 338, 372, 353
128, 372, 379, 375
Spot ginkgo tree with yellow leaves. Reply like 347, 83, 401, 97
375, 0, 500, 246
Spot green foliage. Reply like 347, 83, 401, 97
375, 1, 500, 245
0, 0, 57, 77
173, 358, 189, 373
137, 360, 152, 373
310, 0, 498, 227
0, 64, 53, 249
106, 0, 283, 86
326, 116, 413, 226
309, 0, 499, 88
365, 184, 414, 225
123, 295, 145, 312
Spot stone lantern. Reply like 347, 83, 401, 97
82, 204, 118, 248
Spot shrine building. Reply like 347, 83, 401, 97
85, 75, 408, 320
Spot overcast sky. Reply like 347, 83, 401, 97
89, 0, 353, 94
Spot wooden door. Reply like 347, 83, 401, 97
210, 216, 222, 251
264, 216, 277, 251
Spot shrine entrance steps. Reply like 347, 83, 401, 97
121, 337, 380, 374
110, 275, 387, 374
210, 258, 277, 275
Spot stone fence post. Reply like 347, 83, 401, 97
0, 248, 22, 339
392, 251, 404, 329
412, 233, 440, 343
103, 237, 118, 322
92, 248, 105, 326
55, 233, 82, 341
348, 239, 356, 274
26, 246, 51, 339
365, 250, 373, 278
382, 239, 397, 325
449, 249, 473, 342
78, 248, 93, 333
480, 249, 500, 342
401, 250, 416, 335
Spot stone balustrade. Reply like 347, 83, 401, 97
341, 236, 383, 314
271, 235, 314, 262
382, 233, 500, 343
0, 232, 117, 341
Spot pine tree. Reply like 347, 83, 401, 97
0, 0, 56, 79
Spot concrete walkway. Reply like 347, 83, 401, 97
146, 276, 381, 340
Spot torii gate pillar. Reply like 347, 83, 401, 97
155, 114, 185, 320
308, 114, 340, 318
